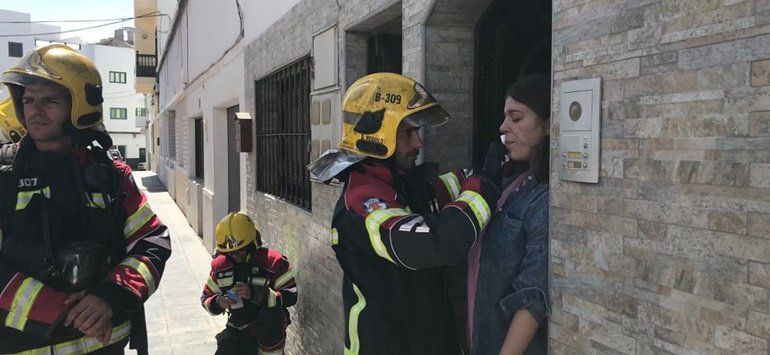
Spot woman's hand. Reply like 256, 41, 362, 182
498, 309, 540, 355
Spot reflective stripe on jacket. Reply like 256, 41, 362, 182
331, 163, 493, 355
0, 137, 171, 354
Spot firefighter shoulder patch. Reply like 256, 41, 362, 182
362, 197, 388, 214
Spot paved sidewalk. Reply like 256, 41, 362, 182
126, 171, 226, 355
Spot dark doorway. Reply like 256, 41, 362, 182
117, 145, 126, 160
368, 33, 402, 74
194, 118, 204, 180
366, 14, 402, 74
226, 105, 241, 212
473, 0, 552, 170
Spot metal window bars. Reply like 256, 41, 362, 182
254, 56, 312, 211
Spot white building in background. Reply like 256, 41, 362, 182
82, 40, 148, 169
0, 9, 79, 99
0, 8, 149, 168
0, 9, 65, 72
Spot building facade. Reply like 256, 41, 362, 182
82, 42, 148, 169
145, 0, 301, 242
0, 9, 65, 98
151, 0, 770, 354
0, 9, 148, 169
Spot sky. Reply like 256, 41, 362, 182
0, 0, 136, 43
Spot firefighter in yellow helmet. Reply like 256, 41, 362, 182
0, 44, 172, 355
0, 97, 25, 143
307, 73, 500, 354
0, 97, 24, 167
202, 212, 297, 354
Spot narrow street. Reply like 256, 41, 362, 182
126, 171, 226, 355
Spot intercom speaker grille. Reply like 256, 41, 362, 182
562, 134, 580, 151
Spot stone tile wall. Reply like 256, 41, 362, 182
550, 1, 770, 353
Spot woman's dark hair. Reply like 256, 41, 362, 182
504, 73, 551, 184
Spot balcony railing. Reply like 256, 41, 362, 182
136, 53, 156, 78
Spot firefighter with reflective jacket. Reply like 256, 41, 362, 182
0, 44, 171, 354
308, 73, 500, 354
201, 212, 297, 355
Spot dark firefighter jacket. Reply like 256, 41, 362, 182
331, 162, 497, 355
0, 135, 171, 354
201, 247, 297, 353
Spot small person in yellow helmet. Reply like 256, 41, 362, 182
0, 97, 25, 143
0, 97, 24, 167
201, 212, 297, 355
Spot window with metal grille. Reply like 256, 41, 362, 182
109, 71, 127, 84
136, 107, 148, 116
166, 111, 176, 159
254, 56, 312, 210
110, 107, 127, 119
367, 33, 402, 74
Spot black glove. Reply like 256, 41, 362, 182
0, 142, 18, 165
254, 306, 286, 348
480, 140, 507, 188
469, 174, 501, 211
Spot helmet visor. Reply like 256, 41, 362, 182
403, 105, 450, 128
343, 104, 450, 128
407, 82, 436, 109
54, 241, 110, 293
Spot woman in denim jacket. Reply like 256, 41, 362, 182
468, 74, 550, 355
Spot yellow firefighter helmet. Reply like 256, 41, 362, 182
0, 44, 103, 129
215, 212, 262, 253
338, 72, 449, 159
0, 97, 25, 143
307, 73, 450, 182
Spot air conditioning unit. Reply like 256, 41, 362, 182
136, 115, 149, 128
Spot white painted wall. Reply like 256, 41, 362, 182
83, 43, 147, 160
157, 0, 300, 111
197, 51, 244, 247
0, 10, 35, 74
186, 0, 240, 81
111, 132, 147, 160
157, 12, 186, 112
155, 0, 300, 244
155, 0, 179, 63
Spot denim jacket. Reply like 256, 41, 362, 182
471, 175, 549, 355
